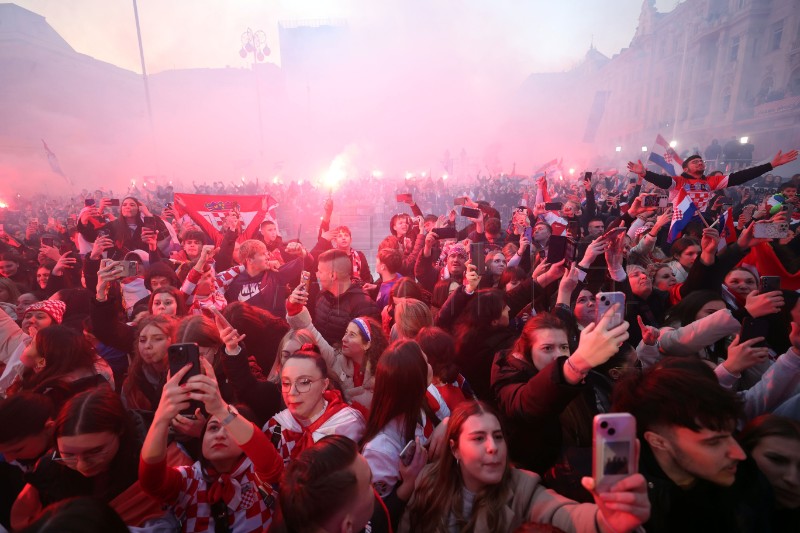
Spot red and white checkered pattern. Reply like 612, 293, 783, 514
668, 174, 729, 220
173, 460, 276, 533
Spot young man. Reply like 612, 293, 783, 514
332, 226, 373, 284
315, 249, 380, 344
220, 239, 306, 318
628, 149, 798, 215
374, 247, 402, 309
613, 362, 774, 533
258, 220, 288, 263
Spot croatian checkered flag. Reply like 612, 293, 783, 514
173, 193, 278, 244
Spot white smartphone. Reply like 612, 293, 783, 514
399, 440, 416, 466
593, 413, 637, 492
596, 292, 625, 328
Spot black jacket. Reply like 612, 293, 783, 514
491, 351, 587, 475
314, 284, 380, 345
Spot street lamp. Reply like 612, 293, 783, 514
615, 146, 622, 152
641, 146, 648, 152
740, 136, 749, 144
239, 28, 270, 159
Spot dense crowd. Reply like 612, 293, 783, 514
0, 146, 799, 533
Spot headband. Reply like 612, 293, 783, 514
351, 318, 371, 342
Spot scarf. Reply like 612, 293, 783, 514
283, 390, 349, 460
206, 455, 250, 512
349, 250, 362, 276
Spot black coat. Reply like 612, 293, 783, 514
314, 285, 380, 345
491, 351, 586, 475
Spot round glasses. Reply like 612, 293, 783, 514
52, 444, 115, 467
280, 377, 322, 394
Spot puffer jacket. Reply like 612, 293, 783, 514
314, 285, 380, 345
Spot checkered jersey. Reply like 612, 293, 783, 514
173, 460, 276, 533
668, 174, 729, 220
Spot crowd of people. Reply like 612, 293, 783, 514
0, 145, 799, 533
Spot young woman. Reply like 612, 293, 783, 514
140, 358, 283, 532
11, 325, 113, 404
11, 388, 187, 529
148, 286, 188, 317
285, 284, 388, 413
361, 340, 438, 503
491, 308, 629, 475
121, 315, 179, 411
264, 350, 365, 465
78, 196, 169, 258
666, 236, 701, 283
392, 297, 433, 340
480, 250, 507, 289
399, 400, 650, 533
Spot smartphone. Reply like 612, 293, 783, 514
523, 226, 533, 241
97, 229, 110, 239
593, 413, 637, 493
41, 237, 54, 247
431, 227, 458, 240
596, 292, 625, 328
399, 440, 416, 467
84, 198, 96, 207
396, 193, 413, 203
100, 258, 114, 269
461, 206, 481, 219
760, 276, 781, 293
642, 194, 660, 207
544, 202, 563, 211
454, 197, 468, 206
567, 221, 580, 238
546, 235, 576, 267
470, 242, 485, 273
301, 270, 311, 293
208, 305, 232, 330
164, 202, 173, 209
753, 222, 790, 239
584, 172, 593, 181
167, 343, 202, 415
143, 216, 156, 231
108, 199, 120, 207
119, 260, 139, 278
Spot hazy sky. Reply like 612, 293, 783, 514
13, 0, 678, 76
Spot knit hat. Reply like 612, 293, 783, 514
682, 154, 702, 168
446, 243, 468, 260
24, 300, 66, 325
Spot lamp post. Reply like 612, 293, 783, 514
239, 28, 270, 159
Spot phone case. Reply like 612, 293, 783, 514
168, 343, 202, 415
596, 292, 625, 328
593, 413, 637, 492
753, 223, 789, 239
399, 440, 416, 466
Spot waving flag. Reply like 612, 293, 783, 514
649, 134, 683, 176
173, 193, 278, 244
717, 207, 737, 250
41, 139, 72, 185
668, 186, 699, 243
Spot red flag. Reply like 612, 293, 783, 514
173, 193, 278, 244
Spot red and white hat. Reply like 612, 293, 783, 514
23, 300, 66, 325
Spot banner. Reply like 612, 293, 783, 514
173, 193, 278, 244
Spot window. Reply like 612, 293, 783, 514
790, 68, 800, 96
772, 21, 784, 51
751, 38, 759, 59
730, 36, 740, 61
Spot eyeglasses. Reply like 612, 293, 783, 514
280, 377, 323, 393
51, 441, 116, 467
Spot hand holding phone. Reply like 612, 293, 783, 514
399, 440, 416, 467
593, 413, 637, 492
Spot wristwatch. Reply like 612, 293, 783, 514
220, 404, 239, 426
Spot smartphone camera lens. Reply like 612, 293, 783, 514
608, 428, 616, 436
600, 421, 608, 429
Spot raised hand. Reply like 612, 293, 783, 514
573, 304, 630, 368
626, 160, 646, 177
637, 316, 660, 346
745, 290, 784, 317
770, 149, 799, 168
464, 263, 481, 293
51, 252, 77, 276
723, 334, 770, 375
